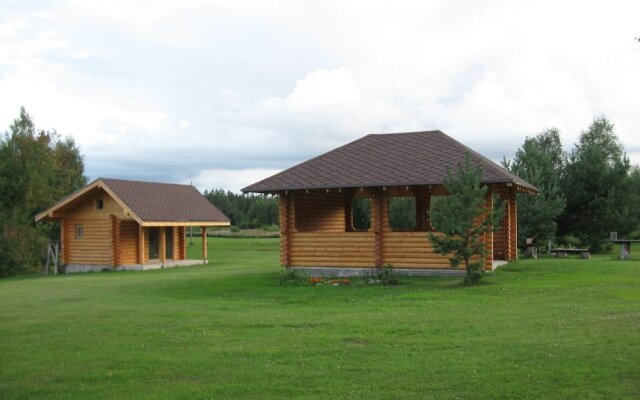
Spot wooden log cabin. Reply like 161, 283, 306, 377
243, 131, 538, 274
35, 178, 230, 273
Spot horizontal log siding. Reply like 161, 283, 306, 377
381, 191, 451, 268
295, 190, 345, 232
119, 221, 139, 265
289, 232, 376, 267
64, 190, 123, 265
286, 185, 514, 270
289, 190, 376, 267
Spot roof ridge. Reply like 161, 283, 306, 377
100, 177, 194, 188
369, 130, 443, 136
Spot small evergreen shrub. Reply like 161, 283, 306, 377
279, 268, 310, 286
377, 263, 399, 286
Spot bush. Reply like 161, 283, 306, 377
229, 226, 241, 233
377, 263, 399, 286
279, 268, 310, 286
628, 231, 640, 240
559, 235, 582, 248
261, 224, 280, 232
0, 222, 46, 278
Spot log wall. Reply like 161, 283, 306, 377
380, 190, 451, 268
119, 221, 139, 265
285, 188, 483, 269
63, 189, 121, 265
288, 189, 376, 267
491, 186, 517, 261
60, 190, 192, 266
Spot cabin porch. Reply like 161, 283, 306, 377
60, 219, 212, 271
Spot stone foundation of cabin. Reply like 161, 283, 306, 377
289, 260, 508, 277
63, 259, 205, 273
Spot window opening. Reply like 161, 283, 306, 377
388, 196, 416, 230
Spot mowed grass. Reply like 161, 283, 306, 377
0, 238, 639, 399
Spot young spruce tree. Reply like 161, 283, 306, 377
429, 153, 504, 285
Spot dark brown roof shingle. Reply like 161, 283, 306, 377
102, 178, 229, 222
242, 130, 537, 193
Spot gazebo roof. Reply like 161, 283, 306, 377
243, 130, 538, 193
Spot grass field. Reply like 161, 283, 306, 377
0, 238, 639, 399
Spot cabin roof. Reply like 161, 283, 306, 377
35, 178, 230, 226
242, 130, 538, 193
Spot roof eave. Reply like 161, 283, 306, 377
243, 179, 540, 194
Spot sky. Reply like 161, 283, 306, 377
1, 0, 639, 193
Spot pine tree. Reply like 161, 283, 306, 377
429, 153, 504, 285
503, 128, 565, 248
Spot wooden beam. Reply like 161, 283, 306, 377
60, 219, 67, 265
201, 226, 208, 263
415, 186, 426, 231
111, 215, 120, 267
159, 227, 166, 264
374, 189, 383, 268
140, 221, 230, 227
279, 193, 290, 266
484, 192, 493, 271
180, 226, 187, 260
344, 192, 353, 232
138, 224, 144, 265
509, 188, 518, 261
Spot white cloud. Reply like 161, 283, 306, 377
1, 0, 639, 191
186, 168, 282, 193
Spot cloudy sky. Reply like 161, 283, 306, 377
1, 0, 639, 193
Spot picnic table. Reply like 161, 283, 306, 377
548, 248, 590, 259
609, 239, 640, 260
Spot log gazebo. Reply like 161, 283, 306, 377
243, 130, 538, 275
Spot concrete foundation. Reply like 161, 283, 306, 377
63, 259, 205, 273
290, 260, 508, 277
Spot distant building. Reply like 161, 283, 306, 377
36, 178, 229, 273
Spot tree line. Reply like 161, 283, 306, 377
0, 108, 86, 277
203, 189, 279, 229
503, 117, 640, 252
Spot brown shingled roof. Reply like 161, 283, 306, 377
35, 178, 229, 224
102, 178, 229, 223
242, 130, 538, 193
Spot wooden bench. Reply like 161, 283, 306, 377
548, 248, 590, 259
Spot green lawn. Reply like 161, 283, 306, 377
0, 238, 639, 399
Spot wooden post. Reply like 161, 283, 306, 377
138, 225, 144, 265
111, 215, 120, 267
415, 186, 425, 231
374, 189, 383, 268
159, 227, 166, 264
201, 226, 208, 263
509, 189, 518, 261
344, 191, 353, 232
60, 219, 68, 265
180, 226, 187, 260
484, 192, 493, 271
279, 192, 290, 266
